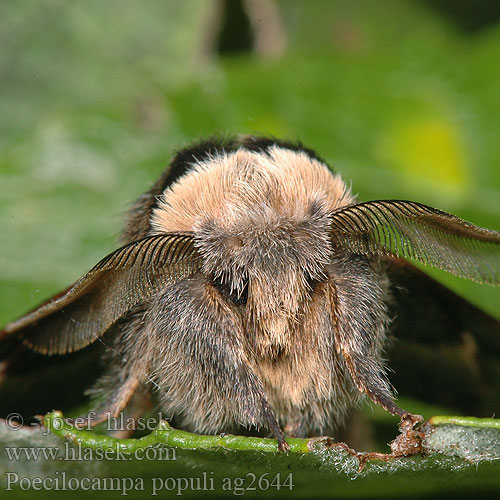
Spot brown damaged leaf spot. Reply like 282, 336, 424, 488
307, 413, 425, 472
390, 413, 425, 455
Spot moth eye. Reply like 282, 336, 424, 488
210, 274, 248, 306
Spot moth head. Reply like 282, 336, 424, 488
194, 201, 332, 323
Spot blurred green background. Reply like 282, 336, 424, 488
1, 0, 500, 497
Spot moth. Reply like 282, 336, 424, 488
1, 135, 500, 451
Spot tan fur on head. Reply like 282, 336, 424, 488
150, 146, 354, 234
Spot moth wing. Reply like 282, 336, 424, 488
330, 200, 500, 414
330, 199, 500, 285
385, 258, 500, 415
0, 234, 200, 355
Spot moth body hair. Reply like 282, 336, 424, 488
3, 135, 500, 451
111, 142, 389, 438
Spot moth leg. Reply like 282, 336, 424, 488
150, 279, 289, 451
228, 371, 289, 451
108, 383, 153, 438
261, 401, 289, 451
327, 278, 411, 419
68, 371, 141, 429
64, 305, 153, 430
338, 341, 425, 445
342, 350, 405, 417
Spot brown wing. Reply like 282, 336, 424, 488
330, 200, 500, 284
385, 258, 500, 416
0, 233, 200, 355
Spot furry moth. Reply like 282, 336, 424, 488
2, 135, 500, 451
